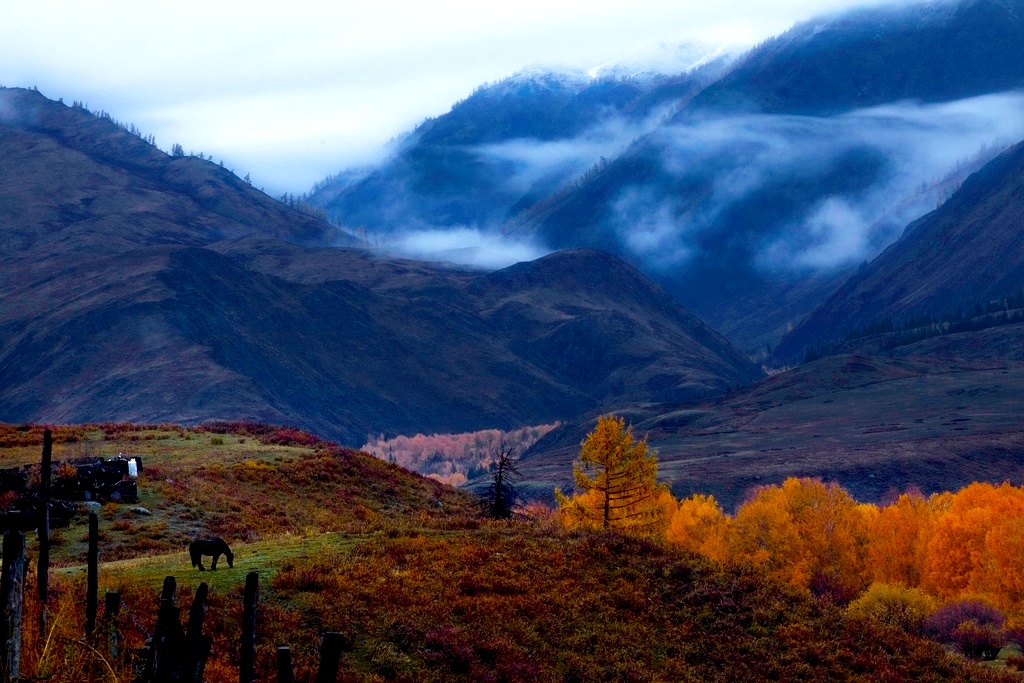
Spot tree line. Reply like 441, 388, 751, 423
558, 417, 1024, 609
803, 288, 1024, 362
555, 415, 1024, 660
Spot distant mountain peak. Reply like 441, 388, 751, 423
485, 40, 747, 98
481, 69, 591, 98
584, 41, 748, 82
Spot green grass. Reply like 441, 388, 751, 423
4, 422, 478, 567
55, 531, 361, 594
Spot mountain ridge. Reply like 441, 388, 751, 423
774, 139, 1024, 362
0, 87, 763, 443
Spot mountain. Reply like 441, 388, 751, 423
0, 88, 762, 444
774, 139, 1024, 362
309, 51, 738, 237
0, 88, 348, 258
688, 0, 1024, 115
523, 0, 1024, 350
309, 0, 1024, 352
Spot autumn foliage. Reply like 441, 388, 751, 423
362, 424, 558, 486
632, 476, 1024, 661
555, 416, 671, 537
5, 421, 1024, 679
263, 530, 1015, 682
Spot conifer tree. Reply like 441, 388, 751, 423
555, 415, 668, 537
481, 441, 519, 519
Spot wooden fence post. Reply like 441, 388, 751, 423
240, 572, 258, 683
86, 511, 98, 638
105, 591, 121, 660
315, 632, 346, 683
184, 582, 211, 683
276, 646, 294, 683
37, 429, 52, 635
141, 575, 183, 683
0, 531, 26, 683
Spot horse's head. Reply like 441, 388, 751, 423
224, 545, 234, 568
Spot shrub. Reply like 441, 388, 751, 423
953, 621, 1005, 660
847, 583, 937, 635
1005, 654, 1024, 671
924, 599, 1005, 644
1005, 623, 1024, 648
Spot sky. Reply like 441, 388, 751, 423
0, 0, 913, 195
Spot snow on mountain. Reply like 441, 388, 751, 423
585, 41, 748, 82
482, 40, 747, 98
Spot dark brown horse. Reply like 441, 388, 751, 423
189, 538, 233, 570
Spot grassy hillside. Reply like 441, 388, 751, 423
44, 530, 1024, 682
4, 422, 1019, 682
0, 422, 476, 565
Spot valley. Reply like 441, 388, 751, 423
519, 351, 1024, 509
4, 0, 1024, 680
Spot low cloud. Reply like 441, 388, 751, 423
603, 91, 1024, 274
337, 89, 1024, 281
476, 104, 675, 196
384, 227, 552, 270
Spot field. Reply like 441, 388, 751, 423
2, 422, 1021, 682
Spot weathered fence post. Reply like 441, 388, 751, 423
315, 632, 346, 683
240, 572, 258, 683
276, 646, 294, 683
0, 531, 26, 683
105, 591, 121, 660
37, 429, 52, 635
144, 575, 184, 683
184, 582, 211, 683
86, 511, 99, 638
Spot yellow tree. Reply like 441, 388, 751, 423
729, 478, 871, 602
555, 415, 669, 537
666, 494, 732, 562
866, 491, 935, 588
923, 482, 1024, 606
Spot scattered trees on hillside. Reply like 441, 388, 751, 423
362, 424, 558, 486
803, 288, 1024, 362
555, 416, 672, 537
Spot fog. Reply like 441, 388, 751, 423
478, 102, 677, 195
376, 91, 1024, 273
645, 92, 1024, 273
383, 227, 551, 270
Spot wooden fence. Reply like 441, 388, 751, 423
0, 430, 347, 683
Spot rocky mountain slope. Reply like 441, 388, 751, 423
0, 88, 762, 444
774, 139, 1024, 362
309, 0, 1024, 352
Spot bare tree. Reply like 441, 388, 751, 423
481, 441, 520, 519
